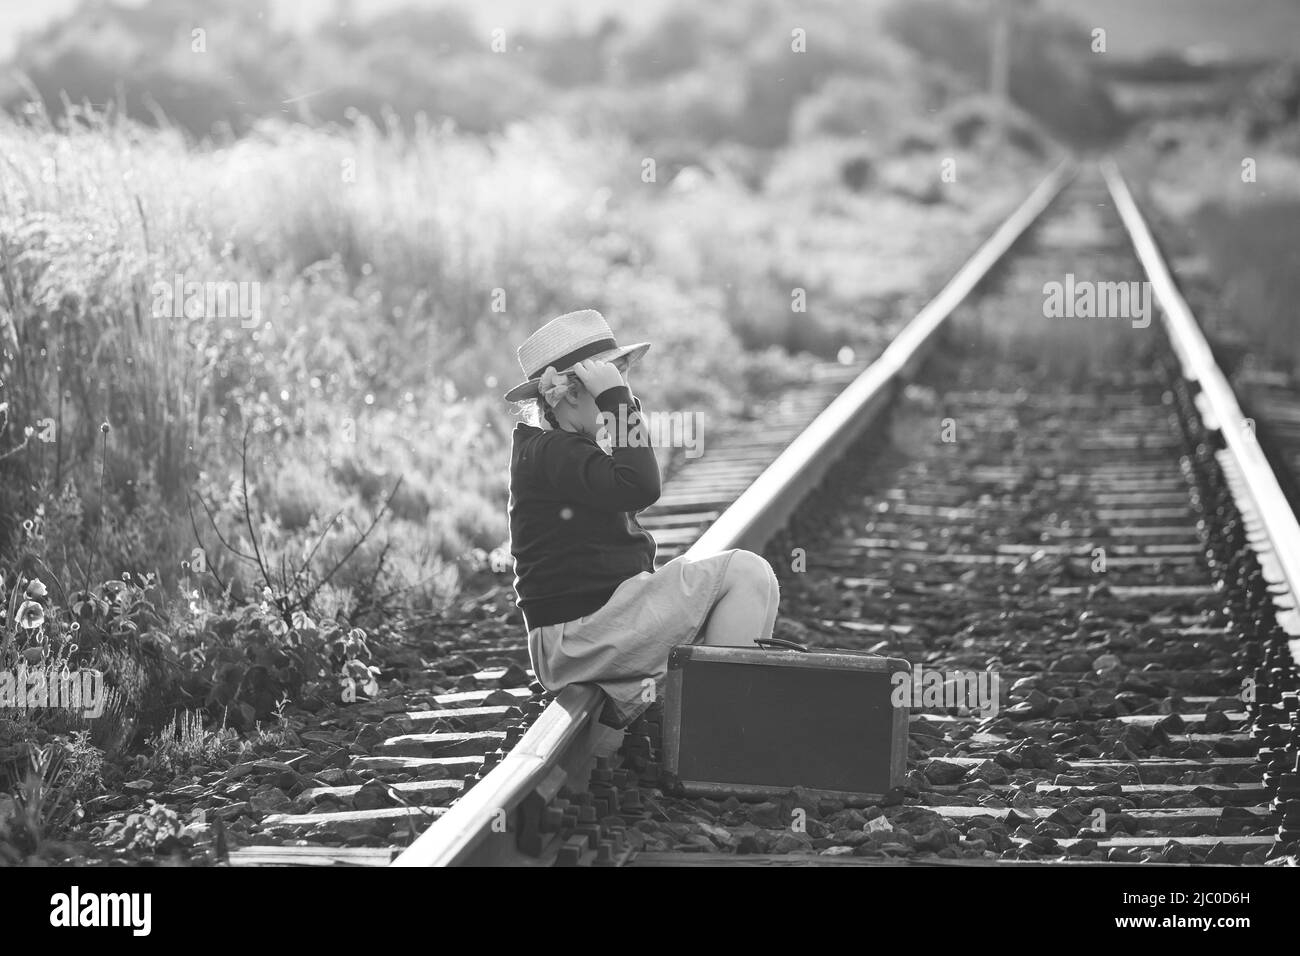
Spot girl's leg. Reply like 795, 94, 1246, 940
696, 550, 781, 646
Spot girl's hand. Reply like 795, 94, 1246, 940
571, 358, 625, 397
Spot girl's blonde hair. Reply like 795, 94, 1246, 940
516, 397, 559, 430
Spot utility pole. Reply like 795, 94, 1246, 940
990, 0, 1011, 146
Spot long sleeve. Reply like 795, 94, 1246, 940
535, 385, 660, 512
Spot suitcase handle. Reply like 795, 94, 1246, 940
754, 636, 809, 652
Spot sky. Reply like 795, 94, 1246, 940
0, 0, 1296, 62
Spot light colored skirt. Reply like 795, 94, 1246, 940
526, 550, 740, 728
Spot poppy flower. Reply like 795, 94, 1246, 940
16, 600, 45, 630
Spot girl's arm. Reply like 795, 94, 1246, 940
537, 384, 660, 511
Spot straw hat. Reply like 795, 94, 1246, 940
503, 310, 649, 403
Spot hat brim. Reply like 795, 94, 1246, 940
503, 342, 650, 403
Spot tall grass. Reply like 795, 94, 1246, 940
0, 108, 822, 609
0, 69, 1055, 614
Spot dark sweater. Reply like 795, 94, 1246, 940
508, 385, 660, 631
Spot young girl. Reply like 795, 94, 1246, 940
505, 310, 781, 728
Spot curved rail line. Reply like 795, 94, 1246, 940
392, 157, 1298, 867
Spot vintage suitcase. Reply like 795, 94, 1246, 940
661, 639, 911, 802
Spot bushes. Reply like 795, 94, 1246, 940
791, 75, 933, 144
1238, 60, 1300, 144
4, 0, 1124, 153
0, 738, 102, 862
172, 605, 378, 730
936, 95, 1051, 156
0, 558, 380, 744
0, 565, 180, 746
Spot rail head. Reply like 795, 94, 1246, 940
1102, 158, 1300, 654
392, 157, 1076, 867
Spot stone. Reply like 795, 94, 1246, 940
498, 664, 531, 687
824, 808, 868, 831
353, 781, 394, 811
913, 827, 951, 852
250, 788, 291, 813
1053, 698, 1083, 719
1157, 713, 1186, 733
1047, 805, 1085, 827
770, 832, 812, 854
994, 750, 1022, 770
697, 823, 741, 850
1161, 842, 1190, 864
924, 760, 967, 786
1009, 676, 1041, 697
833, 829, 874, 847
747, 801, 782, 828
213, 801, 252, 821
736, 830, 774, 854
1051, 652, 1094, 673
820, 845, 855, 857
440, 655, 479, 676
878, 842, 913, 856
1092, 653, 1123, 673
1201, 711, 1231, 734
1204, 842, 1234, 865
966, 759, 1009, 785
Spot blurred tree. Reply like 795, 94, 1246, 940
883, 0, 1124, 147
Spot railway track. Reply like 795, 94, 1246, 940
232, 158, 1299, 868
227, 356, 869, 865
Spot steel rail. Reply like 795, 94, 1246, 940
1102, 158, 1300, 661
392, 157, 1077, 867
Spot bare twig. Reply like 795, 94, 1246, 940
82, 425, 109, 595
297, 477, 403, 612
289, 505, 347, 593
191, 489, 257, 562
237, 427, 280, 615
186, 492, 228, 596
